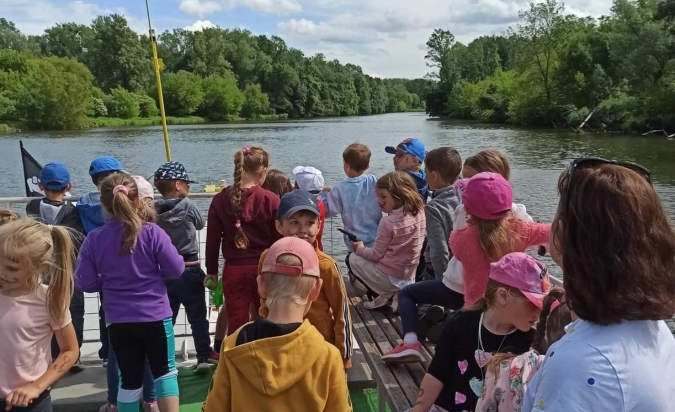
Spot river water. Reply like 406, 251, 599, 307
2, 112, 675, 274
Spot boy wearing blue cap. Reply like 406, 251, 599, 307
26, 161, 86, 372
385, 138, 430, 202
77, 155, 125, 235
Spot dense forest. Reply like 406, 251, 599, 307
0, 16, 429, 130
424, 0, 675, 132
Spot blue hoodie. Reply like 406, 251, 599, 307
407, 169, 430, 203
76, 192, 107, 235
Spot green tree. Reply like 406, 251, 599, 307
199, 73, 245, 121
136, 94, 159, 117
40, 23, 93, 61
160, 71, 204, 116
110, 87, 140, 119
240, 83, 270, 119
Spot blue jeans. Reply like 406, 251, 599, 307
51, 289, 84, 358
398, 280, 464, 335
166, 265, 212, 359
107, 337, 156, 404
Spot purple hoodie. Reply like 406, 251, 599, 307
75, 219, 184, 323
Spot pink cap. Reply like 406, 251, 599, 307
261, 237, 320, 277
132, 175, 154, 200
489, 252, 551, 309
461, 172, 512, 220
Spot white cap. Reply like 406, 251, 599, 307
132, 175, 154, 200
292, 166, 325, 194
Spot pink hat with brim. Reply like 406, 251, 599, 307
132, 175, 154, 200
461, 172, 512, 220
261, 237, 320, 277
489, 252, 552, 309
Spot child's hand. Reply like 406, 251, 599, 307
5, 383, 41, 410
352, 241, 363, 251
322, 186, 332, 192
204, 274, 218, 290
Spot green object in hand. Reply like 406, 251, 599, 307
210, 278, 223, 309
205, 278, 216, 289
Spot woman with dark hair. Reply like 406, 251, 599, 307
523, 158, 675, 411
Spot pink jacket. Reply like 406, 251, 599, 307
355, 207, 426, 280
449, 219, 550, 307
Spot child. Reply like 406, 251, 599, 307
259, 190, 353, 368
205, 145, 280, 361
261, 169, 293, 198
381, 148, 462, 363
75, 174, 185, 412
0, 219, 79, 411
385, 138, 429, 201
132, 175, 156, 223
292, 165, 327, 251
24, 162, 86, 372
523, 158, 675, 411
409, 252, 550, 412
319, 142, 382, 251
476, 287, 570, 412
153, 161, 212, 374
347, 171, 426, 310
202, 237, 352, 412
0, 210, 19, 225
450, 172, 550, 308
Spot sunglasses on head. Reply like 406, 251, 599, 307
565, 157, 652, 214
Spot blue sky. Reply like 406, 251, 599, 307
6, 0, 614, 78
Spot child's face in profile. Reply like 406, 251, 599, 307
462, 165, 478, 179
276, 211, 320, 245
0, 251, 31, 294
376, 188, 396, 213
393, 150, 419, 171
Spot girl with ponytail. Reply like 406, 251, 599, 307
0, 218, 78, 411
75, 174, 184, 412
205, 145, 280, 360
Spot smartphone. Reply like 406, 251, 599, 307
337, 228, 359, 242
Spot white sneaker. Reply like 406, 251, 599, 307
363, 295, 390, 310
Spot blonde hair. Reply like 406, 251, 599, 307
464, 149, 511, 180
376, 171, 424, 216
138, 198, 157, 223
100, 174, 153, 252
468, 279, 523, 312
262, 253, 317, 307
0, 210, 20, 226
0, 218, 74, 324
232, 146, 269, 250
470, 217, 520, 262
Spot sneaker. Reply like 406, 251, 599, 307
142, 401, 159, 412
363, 295, 390, 310
416, 305, 445, 341
391, 293, 399, 314
102, 358, 108, 368
381, 341, 423, 364
195, 357, 212, 374
98, 403, 117, 412
208, 350, 220, 364
70, 359, 85, 373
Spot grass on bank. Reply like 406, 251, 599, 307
88, 116, 207, 128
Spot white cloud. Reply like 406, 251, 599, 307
179, 0, 302, 16
183, 19, 217, 31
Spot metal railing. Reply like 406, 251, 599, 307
1, 192, 348, 361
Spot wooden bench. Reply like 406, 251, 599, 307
348, 292, 437, 412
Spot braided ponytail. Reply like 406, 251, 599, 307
531, 288, 570, 354
232, 149, 249, 250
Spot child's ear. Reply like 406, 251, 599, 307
275, 220, 284, 235
495, 287, 510, 306
65, 183, 73, 192
38, 182, 45, 191
308, 278, 323, 302
257, 275, 266, 298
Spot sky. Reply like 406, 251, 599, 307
5, 0, 615, 79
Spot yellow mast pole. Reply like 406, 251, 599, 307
145, 0, 171, 161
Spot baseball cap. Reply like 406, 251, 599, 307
39, 162, 71, 191
89, 156, 124, 176
154, 161, 196, 183
261, 237, 320, 277
385, 138, 426, 163
292, 166, 325, 194
278, 190, 320, 219
132, 176, 154, 200
461, 172, 512, 220
489, 252, 551, 309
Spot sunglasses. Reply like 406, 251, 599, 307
565, 157, 652, 214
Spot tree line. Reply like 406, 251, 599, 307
424, 0, 675, 133
0, 16, 429, 130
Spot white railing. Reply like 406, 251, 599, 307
1, 193, 347, 362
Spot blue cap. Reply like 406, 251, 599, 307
89, 156, 123, 176
39, 162, 71, 191
385, 138, 426, 163
278, 190, 320, 219
154, 161, 196, 183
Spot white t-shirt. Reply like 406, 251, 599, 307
523, 318, 675, 412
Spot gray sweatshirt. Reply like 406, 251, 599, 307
155, 197, 205, 261
424, 186, 459, 279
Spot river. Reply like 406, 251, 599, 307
2, 112, 674, 274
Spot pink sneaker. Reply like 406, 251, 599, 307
142, 401, 159, 412
208, 350, 220, 364
98, 403, 117, 412
381, 341, 423, 364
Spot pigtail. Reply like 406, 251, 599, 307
46, 225, 74, 324
231, 150, 249, 250
100, 174, 144, 253
531, 288, 570, 354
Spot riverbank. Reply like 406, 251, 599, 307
88, 116, 206, 128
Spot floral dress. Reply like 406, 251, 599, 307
475, 350, 544, 412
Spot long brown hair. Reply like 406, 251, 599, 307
376, 171, 424, 216
469, 217, 520, 262
464, 149, 511, 180
468, 278, 523, 312
100, 173, 148, 253
261, 169, 293, 198
232, 146, 269, 250
0, 219, 74, 324
553, 164, 675, 324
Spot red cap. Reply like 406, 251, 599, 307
489, 252, 551, 309
461, 172, 513, 220
261, 237, 320, 277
